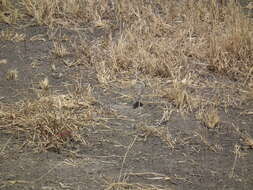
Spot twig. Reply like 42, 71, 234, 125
0, 136, 13, 155
118, 135, 138, 183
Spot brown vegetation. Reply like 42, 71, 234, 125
0, 0, 252, 189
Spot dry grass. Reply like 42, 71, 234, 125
20, 0, 108, 26
38, 77, 49, 89
0, 2, 252, 188
159, 86, 195, 112
196, 107, 220, 129
207, 2, 252, 78
137, 124, 176, 149
0, 84, 103, 151
6, 69, 18, 80
52, 41, 69, 57
15, 0, 252, 84
85, 0, 252, 81
233, 123, 253, 149
105, 182, 169, 190
0, 29, 25, 42
72, 0, 252, 117
0, 0, 252, 153
0, 0, 21, 24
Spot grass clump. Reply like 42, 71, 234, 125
0, 0, 22, 24
0, 86, 101, 151
0, 29, 25, 42
206, 1, 253, 80
38, 77, 49, 90
197, 107, 220, 129
6, 69, 18, 80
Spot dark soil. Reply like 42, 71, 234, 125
1, 19, 253, 190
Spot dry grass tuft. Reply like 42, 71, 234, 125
38, 77, 49, 91
156, 79, 200, 114
137, 124, 175, 149
95, 61, 115, 85
52, 41, 69, 57
197, 107, 220, 129
160, 87, 192, 111
21, 0, 58, 26
233, 123, 253, 149
0, 29, 26, 42
6, 69, 18, 80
